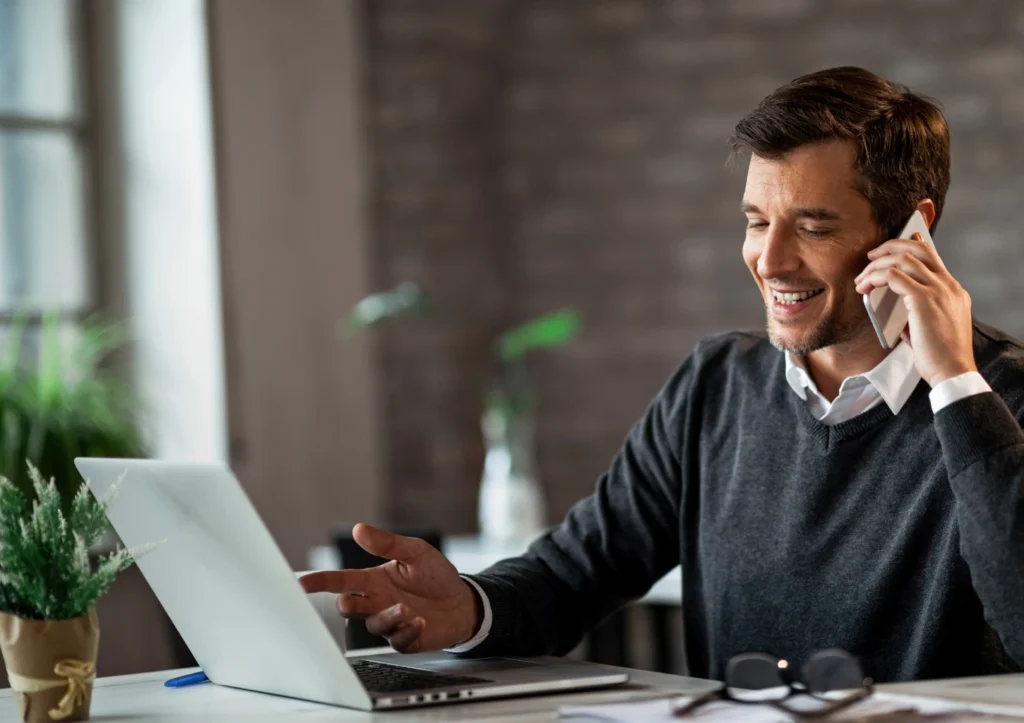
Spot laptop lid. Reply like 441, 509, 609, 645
74, 458, 373, 711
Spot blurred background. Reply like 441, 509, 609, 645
2, 0, 1024, 680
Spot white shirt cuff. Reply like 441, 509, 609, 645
444, 576, 493, 653
929, 371, 991, 414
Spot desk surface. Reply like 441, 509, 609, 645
5, 654, 1024, 722
0, 657, 716, 722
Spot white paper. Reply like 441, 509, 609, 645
558, 691, 1003, 722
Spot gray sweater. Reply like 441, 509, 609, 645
465, 322, 1024, 683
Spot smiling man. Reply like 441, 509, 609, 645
302, 67, 1024, 683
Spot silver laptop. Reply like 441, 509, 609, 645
74, 458, 629, 711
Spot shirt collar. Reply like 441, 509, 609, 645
784, 341, 921, 415
784, 353, 812, 402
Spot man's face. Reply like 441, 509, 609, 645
741, 141, 882, 356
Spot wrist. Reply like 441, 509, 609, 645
928, 363, 978, 388
456, 578, 483, 645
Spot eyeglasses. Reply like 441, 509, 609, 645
673, 649, 873, 719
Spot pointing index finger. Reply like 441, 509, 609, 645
298, 569, 374, 595
353, 523, 430, 564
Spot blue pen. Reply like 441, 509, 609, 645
164, 671, 209, 688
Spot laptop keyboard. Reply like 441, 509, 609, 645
351, 659, 492, 694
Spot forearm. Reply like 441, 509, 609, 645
462, 533, 675, 657
460, 555, 585, 658
455, 461, 683, 657
936, 391, 1024, 664
449, 355, 694, 658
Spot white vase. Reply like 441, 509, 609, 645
478, 406, 545, 543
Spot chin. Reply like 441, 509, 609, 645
767, 327, 815, 355
766, 311, 861, 356
766, 315, 826, 355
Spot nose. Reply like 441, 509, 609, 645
756, 224, 801, 279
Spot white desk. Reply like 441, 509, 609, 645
5, 658, 1024, 722
0, 652, 717, 722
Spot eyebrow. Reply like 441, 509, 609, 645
741, 202, 842, 222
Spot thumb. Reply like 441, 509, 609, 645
353, 523, 431, 564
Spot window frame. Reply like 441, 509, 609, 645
0, 0, 97, 323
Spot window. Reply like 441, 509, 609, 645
0, 0, 90, 317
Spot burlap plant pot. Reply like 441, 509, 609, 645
0, 608, 99, 723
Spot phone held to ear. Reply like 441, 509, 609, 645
863, 210, 935, 350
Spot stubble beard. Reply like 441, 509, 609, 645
766, 300, 864, 356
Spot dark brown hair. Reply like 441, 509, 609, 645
731, 66, 951, 238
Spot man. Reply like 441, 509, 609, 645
301, 67, 1024, 683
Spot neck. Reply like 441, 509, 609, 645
803, 329, 891, 402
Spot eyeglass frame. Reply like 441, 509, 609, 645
672, 650, 874, 719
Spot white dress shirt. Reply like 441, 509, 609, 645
446, 576, 492, 653
785, 340, 991, 423
448, 342, 992, 652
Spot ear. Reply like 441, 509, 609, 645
916, 199, 937, 229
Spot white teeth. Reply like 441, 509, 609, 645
772, 289, 823, 305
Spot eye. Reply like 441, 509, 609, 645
801, 227, 833, 239
746, 220, 768, 232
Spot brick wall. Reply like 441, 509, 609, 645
364, 0, 1024, 531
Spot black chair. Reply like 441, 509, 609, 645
332, 524, 441, 650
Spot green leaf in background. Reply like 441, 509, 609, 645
0, 310, 26, 386
0, 312, 143, 510
343, 282, 429, 334
342, 286, 583, 439
497, 308, 582, 362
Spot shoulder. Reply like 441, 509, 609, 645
678, 329, 782, 398
654, 329, 778, 425
973, 321, 1024, 375
691, 329, 778, 375
972, 321, 1024, 412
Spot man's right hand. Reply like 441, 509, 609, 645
299, 523, 481, 654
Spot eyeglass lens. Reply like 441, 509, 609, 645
725, 652, 790, 702
725, 649, 866, 703
802, 649, 867, 694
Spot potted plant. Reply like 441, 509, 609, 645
477, 308, 580, 542
345, 283, 581, 541
0, 312, 144, 511
0, 462, 154, 722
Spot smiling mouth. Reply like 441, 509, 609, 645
770, 288, 825, 306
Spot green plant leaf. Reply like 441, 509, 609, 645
497, 308, 582, 362
0, 310, 26, 384
0, 312, 143, 508
0, 462, 153, 619
37, 310, 62, 411
343, 282, 429, 334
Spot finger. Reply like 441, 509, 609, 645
856, 267, 926, 297
353, 522, 431, 564
867, 235, 943, 271
336, 593, 385, 619
868, 233, 933, 255
387, 618, 426, 654
856, 251, 931, 286
298, 569, 374, 595
366, 603, 413, 637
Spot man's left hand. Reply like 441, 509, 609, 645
855, 232, 976, 388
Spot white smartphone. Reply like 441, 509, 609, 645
863, 209, 935, 350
